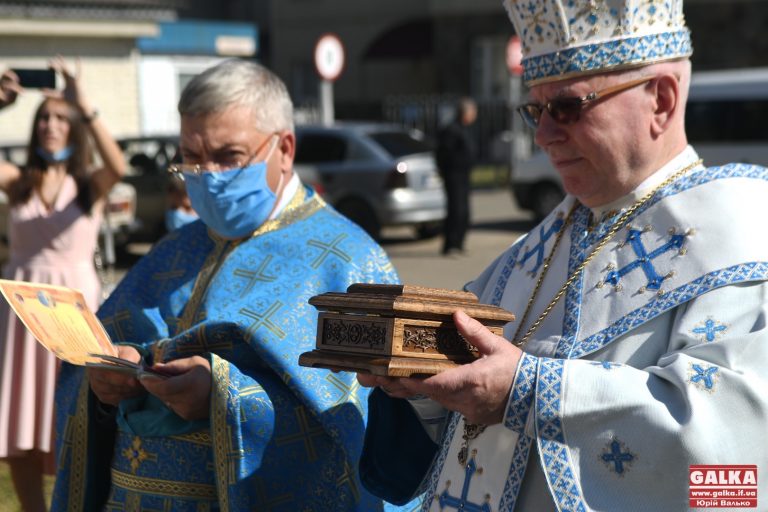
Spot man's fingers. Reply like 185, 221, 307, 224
140, 368, 191, 398
454, 309, 502, 356
151, 357, 198, 375
142, 357, 210, 394
356, 373, 379, 388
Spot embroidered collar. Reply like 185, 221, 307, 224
589, 146, 703, 227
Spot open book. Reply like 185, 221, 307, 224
0, 279, 166, 378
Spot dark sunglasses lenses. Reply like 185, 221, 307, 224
517, 98, 585, 128
549, 98, 584, 124
517, 104, 542, 129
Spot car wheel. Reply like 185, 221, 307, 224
416, 221, 443, 240
335, 198, 381, 239
532, 182, 565, 221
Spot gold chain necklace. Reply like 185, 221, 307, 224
512, 158, 702, 345
457, 158, 702, 466
510, 202, 578, 344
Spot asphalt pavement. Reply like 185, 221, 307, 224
381, 188, 535, 290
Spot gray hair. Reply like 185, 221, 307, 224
178, 59, 294, 133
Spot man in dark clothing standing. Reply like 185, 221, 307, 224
436, 97, 477, 256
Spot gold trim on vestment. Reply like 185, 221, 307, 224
176, 234, 234, 334
212, 355, 231, 512
111, 468, 217, 499
175, 186, 323, 336
169, 430, 212, 446
64, 376, 91, 510
250, 184, 310, 237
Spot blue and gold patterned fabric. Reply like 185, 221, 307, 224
52, 186, 422, 511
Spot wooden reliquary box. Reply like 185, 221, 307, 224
298, 283, 515, 377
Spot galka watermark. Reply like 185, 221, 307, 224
689, 465, 758, 508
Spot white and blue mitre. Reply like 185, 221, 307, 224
413, 147, 768, 511
503, 0, 693, 85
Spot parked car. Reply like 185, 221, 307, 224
510, 66, 768, 220
0, 143, 137, 250
294, 123, 446, 239
115, 123, 448, 243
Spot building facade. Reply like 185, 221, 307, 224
2, 0, 767, 159
180, 0, 768, 162
0, 0, 256, 143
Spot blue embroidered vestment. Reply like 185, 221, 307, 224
53, 187, 419, 511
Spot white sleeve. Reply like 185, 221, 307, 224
406, 395, 449, 443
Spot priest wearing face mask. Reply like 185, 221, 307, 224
52, 59, 419, 511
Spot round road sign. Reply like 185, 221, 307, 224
507, 35, 523, 76
314, 33, 345, 82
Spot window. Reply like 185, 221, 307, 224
295, 134, 348, 163
368, 131, 432, 158
686, 99, 768, 142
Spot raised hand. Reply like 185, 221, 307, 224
46, 55, 94, 118
0, 69, 21, 110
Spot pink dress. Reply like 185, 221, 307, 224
0, 174, 102, 461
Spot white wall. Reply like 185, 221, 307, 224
0, 35, 142, 143
137, 55, 227, 136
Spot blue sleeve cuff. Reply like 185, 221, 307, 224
503, 352, 538, 434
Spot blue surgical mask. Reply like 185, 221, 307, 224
165, 208, 199, 232
183, 138, 283, 238
36, 145, 73, 163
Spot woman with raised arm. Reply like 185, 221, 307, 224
0, 57, 125, 511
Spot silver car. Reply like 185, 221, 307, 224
294, 123, 446, 239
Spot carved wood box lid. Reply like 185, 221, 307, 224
309, 283, 515, 325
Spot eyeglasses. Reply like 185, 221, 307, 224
516, 75, 655, 129
168, 133, 279, 180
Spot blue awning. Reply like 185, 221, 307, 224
138, 20, 257, 56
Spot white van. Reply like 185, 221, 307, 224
511, 67, 768, 219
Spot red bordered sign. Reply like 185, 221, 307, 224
506, 35, 523, 77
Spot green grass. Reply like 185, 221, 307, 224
0, 462, 55, 512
